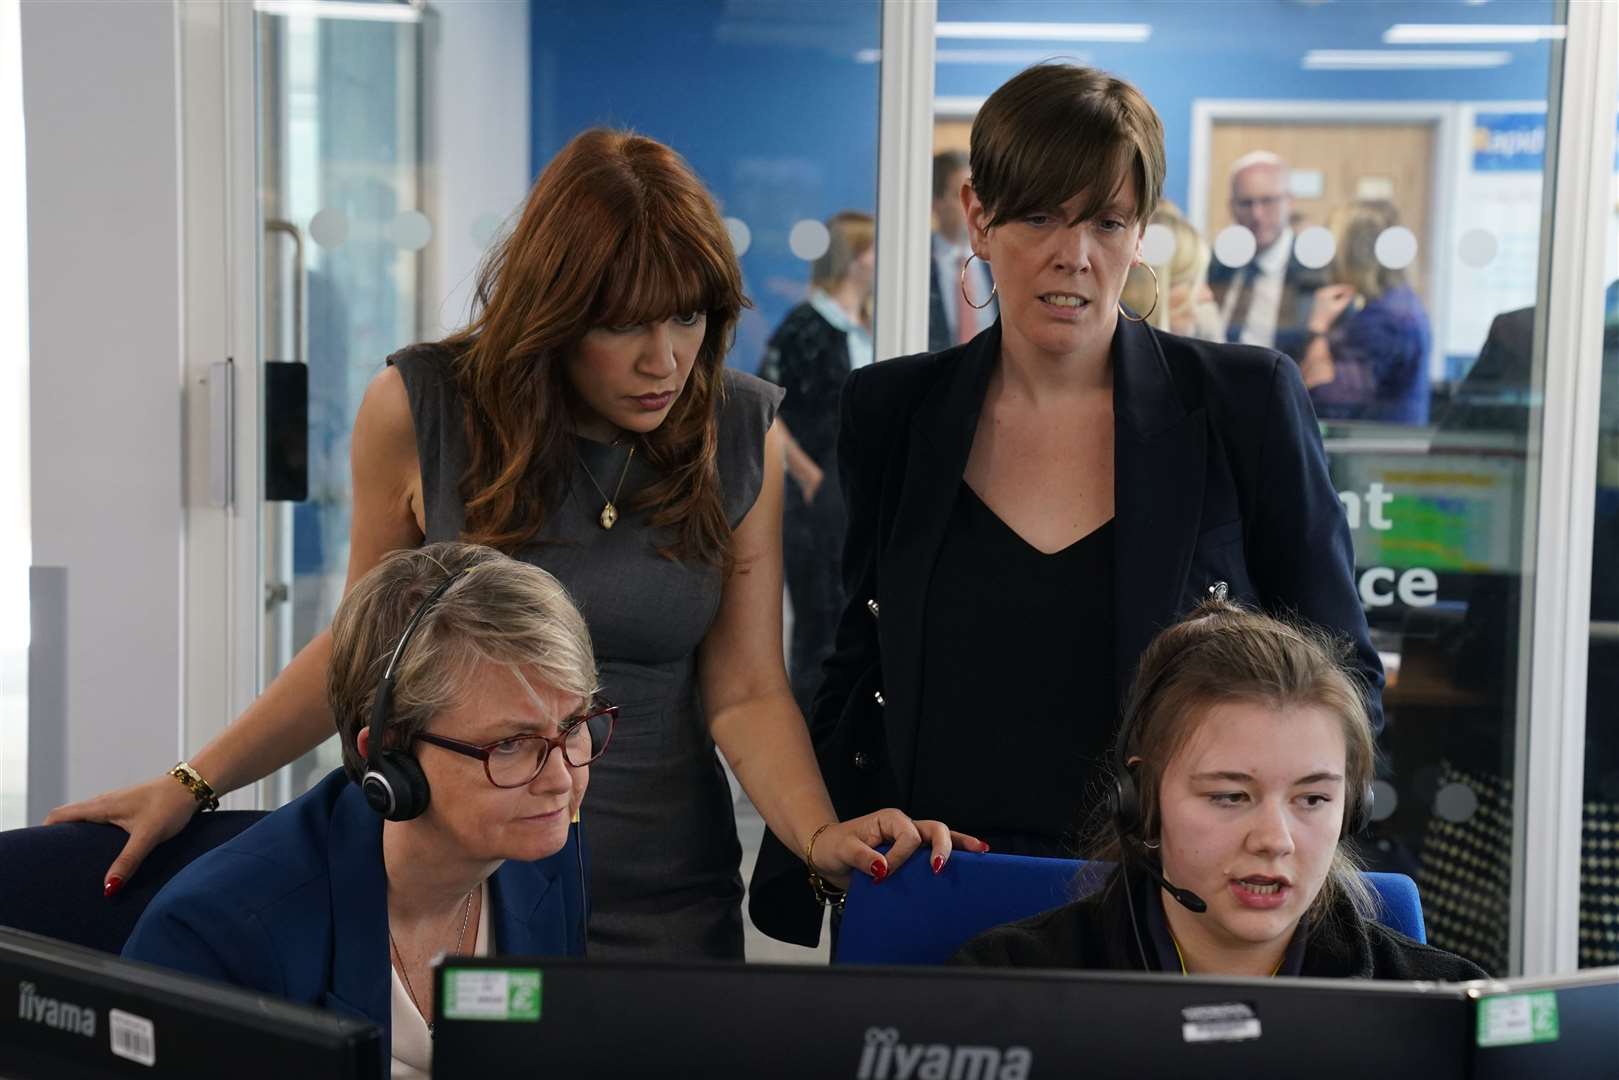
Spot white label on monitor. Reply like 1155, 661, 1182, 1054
1181, 1003, 1261, 1043
108, 1008, 156, 1067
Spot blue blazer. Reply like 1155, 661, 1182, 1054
123, 769, 586, 1071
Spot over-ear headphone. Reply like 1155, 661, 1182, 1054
360, 569, 468, 821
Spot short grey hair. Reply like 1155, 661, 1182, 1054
327, 542, 597, 781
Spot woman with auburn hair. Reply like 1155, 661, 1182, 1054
957, 602, 1484, 982
51, 128, 977, 961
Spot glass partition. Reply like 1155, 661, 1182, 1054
925, 0, 1566, 974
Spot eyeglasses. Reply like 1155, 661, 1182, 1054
1232, 194, 1287, 212
414, 698, 618, 789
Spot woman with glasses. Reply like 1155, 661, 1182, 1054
59, 130, 975, 962
125, 544, 603, 1078
752, 63, 1380, 948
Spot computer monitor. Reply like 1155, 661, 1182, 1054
0, 927, 381, 1080
433, 957, 1479, 1078
1466, 967, 1619, 1079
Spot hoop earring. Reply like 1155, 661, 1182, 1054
1119, 262, 1159, 323
960, 252, 997, 311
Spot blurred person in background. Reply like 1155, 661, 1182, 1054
1121, 201, 1223, 341
1301, 199, 1432, 425
1209, 151, 1326, 360
759, 210, 876, 717
929, 150, 997, 352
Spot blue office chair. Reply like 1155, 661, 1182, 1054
834, 851, 1426, 965
0, 811, 267, 953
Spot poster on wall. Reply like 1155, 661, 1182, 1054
1445, 107, 1619, 375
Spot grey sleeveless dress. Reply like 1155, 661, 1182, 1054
389, 345, 784, 961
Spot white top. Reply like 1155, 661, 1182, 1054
389, 881, 491, 1080
1221, 226, 1294, 350
932, 231, 997, 340
807, 288, 873, 370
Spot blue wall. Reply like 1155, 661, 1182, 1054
530, 0, 881, 372
531, 0, 1558, 369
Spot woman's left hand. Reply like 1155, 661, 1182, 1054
1309, 284, 1358, 334
808, 810, 986, 889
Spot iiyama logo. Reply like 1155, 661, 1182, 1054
856, 1026, 1032, 1080
17, 981, 98, 1038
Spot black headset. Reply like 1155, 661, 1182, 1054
360, 569, 467, 821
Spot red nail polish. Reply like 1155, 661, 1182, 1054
870, 859, 887, 881
104, 876, 124, 898
979, 842, 991, 853
932, 856, 944, 875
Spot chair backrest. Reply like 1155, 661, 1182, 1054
0, 811, 267, 953
834, 851, 1426, 965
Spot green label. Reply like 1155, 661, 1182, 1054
442, 969, 542, 1023
1476, 992, 1560, 1048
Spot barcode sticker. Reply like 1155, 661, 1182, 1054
1181, 1003, 1262, 1044
109, 1008, 156, 1067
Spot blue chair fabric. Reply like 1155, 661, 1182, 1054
834, 851, 1426, 966
0, 811, 267, 953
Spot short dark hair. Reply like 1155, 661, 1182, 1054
969, 64, 1165, 229
932, 149, 968, 200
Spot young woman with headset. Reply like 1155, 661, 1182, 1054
125, 544, 597, 1078
956, 602, 1484, 981
57, 129, 977, 962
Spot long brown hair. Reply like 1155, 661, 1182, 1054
439, 129, 748, 564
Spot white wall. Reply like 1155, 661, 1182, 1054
0, 0, 30, 829
22, 0, 184, 808
428, 0, 530, 336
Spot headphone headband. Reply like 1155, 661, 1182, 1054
361, 565, 474, 820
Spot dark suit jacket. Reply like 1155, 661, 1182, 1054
1209, 244, 1328, 361
927, 255, 953, 354
748, 318, 1382, 946
123, 769, 587, 1074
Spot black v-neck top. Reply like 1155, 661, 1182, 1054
910, 482, 1117, 849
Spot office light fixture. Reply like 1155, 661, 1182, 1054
1303, 49, 1512, 70
253, 1, 422, 23
1383, 23, 1565, 45
935, 22, 1150, 43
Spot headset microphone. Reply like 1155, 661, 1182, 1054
1129, 840, 1207, 914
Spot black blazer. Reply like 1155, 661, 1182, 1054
953, 867, 1487, 981
748, 318, 1382, 946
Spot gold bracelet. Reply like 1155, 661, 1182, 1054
804, 822, 846, 912
169, 761, 220, 811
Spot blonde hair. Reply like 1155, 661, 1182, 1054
1095, 601, 1379, 930
327, 542, 598, 781
811, 210, 875, 290
1328, 199, 1407, 299
1121, 201, 1211, 330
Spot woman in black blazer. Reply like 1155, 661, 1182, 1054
750, 63, 1380, 946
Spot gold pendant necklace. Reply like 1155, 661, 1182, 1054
579, 441, 636, 530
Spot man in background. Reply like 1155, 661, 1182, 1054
928, 150, 996, 352
1209, 150, 1325, 361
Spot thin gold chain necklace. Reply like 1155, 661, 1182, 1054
578, 440, 637, 530
390, 886, 474, 1035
